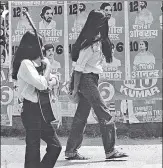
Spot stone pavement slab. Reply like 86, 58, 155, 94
1, 144, 162, 168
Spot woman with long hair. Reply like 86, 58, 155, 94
12, 31, 62, 168
65, 7, 128, 160
133, 40, 155, 68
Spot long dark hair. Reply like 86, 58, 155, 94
12, 31, 43, 80
142, 40, 148, 51
71, 10, 112, 63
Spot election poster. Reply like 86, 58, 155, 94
59, 99, 128, 124
6, 1, 162, 123
11, 1, 64, 115
87, 100, 128, 124
128, 1, 162, 79
11, 1, 64, 81
59, 1, 126, 119
130, 100, 162, 123
1, 2, 13, 126
98, 78, 162, 101
67, 1, 126, 82
0, 2, 9, 68
88, 77, 162, 123
1, 67, 14, 126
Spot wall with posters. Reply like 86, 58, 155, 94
1, 2, 9, 66
65, 1, 128, 123
1, 2, 13, 126
11, 1, 64, 80
128, 1, 162, 79
127, 0, 162, 123
11, 1, 65, 116
5, 1, 162, 125
1, 67, 14, 126
67, 1, 126, 81
97, 78, 162, 101
132, 100, 162, 123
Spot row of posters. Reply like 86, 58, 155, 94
10, 1, 163, 81
1, 1, 162, 125
0, 2, 9, 67
58, 99, 162, 124
1, 2, 13, 126
1, 68, 13, 126
129, 1, 162, 80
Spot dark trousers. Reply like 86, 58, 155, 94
21, 99, 62, 168
65, 73, 116, 157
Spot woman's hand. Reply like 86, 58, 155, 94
48, 77, 58, 90
71, 89, 77, 97
69, 88, 79, 103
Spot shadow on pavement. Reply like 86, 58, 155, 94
105, 159, 127, 162
55, 159, 127, 167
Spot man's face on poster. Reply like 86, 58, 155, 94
139, 1, 146, 10
46, 48, 54, 61
44, 9, 53, 23
103, 5, 112, 19
21, 7, 28, 19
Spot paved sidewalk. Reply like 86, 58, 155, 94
1, 137, 162, 168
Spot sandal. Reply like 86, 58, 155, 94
65, 153, 90, 160
106, 150, 128, 159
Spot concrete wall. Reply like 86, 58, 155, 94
1, 116, 162, 138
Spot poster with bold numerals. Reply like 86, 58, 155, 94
98, 78, 162, 101
1, 67, 14, 126
11, 1, 64, 115
128, 1, 162, 79
1, 2, 13, 126
11, 1, 64, 82
67, 1, 125, 81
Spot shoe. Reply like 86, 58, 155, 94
65, 153, 90, 160
106, 150, 128, 159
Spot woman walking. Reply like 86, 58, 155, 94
12, 31, 62, 168
65, 8, 128, 160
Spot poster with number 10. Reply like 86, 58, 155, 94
11, 1, 65, 115
128, 0, 162, 79
11, 1, 65, 82
68, 1, 126, 81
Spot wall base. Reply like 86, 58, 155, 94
1, 116, 162, 138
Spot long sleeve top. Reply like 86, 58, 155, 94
73, 42, 104, 74
17, 59, 58, 103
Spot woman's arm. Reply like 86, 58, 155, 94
48, 74, 59, 89
18, 60, 48, 90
